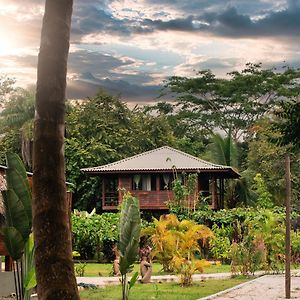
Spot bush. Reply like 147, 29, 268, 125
143, 214, 213, 285
209, 224, 233, 262
71, 210, 119, 261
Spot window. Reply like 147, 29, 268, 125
132, 174, 157, 191
160, 173, 171, 190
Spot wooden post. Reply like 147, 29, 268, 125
285, 153, 291, 299
211, 177, 216, 209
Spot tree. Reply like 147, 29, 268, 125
0, 75, 15, 109
206, 132, 253, 208
0, 88, 35, 168
143, 102, 208, 157
163, 63, 300, 141
65, 91, 176, 210
32, 0, 79, 298
247, 118, 289, 205
273, 98, 300, 150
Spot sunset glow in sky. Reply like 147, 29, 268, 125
1, 0, 300, 103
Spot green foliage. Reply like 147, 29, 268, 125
0, 89, 35, 168
79, 278, 249, 300
1, 153, 32, 259
0, 75, 15, 108
207, 131, 238, 168
6, 152, 32, 225
209, 224, 233, 262
164, 63, 300, 140
118, 193, 141, 300
143, 214, 213, 286
273, 98, 300, 150
74, 262, 87, 277
71, 211, 119, 260
23, 234, 36, 300
169, 173, 199, 216
229, 209, 285, 275
65, 91, 176, 210
2, 226, 25, 260
253, 173, 273, 208
0, 153, 35, 299
206, 132, 253, 208
291, 231, 300, 264
246, 118, 292, 206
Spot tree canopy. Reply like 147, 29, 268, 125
163, 63, 300, 141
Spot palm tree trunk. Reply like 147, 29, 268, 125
32, 0, 79, 298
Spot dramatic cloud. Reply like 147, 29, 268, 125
1, 0, 300, 102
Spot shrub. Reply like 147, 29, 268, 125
229, 209, 285, 275
209, 224, 233, 262
292, 231, 300, 264
143, 214, 213, 285
71, 210, 119, 260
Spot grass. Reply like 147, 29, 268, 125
76, 262, 231, 277
79, 277, 249, 300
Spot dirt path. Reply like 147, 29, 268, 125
201, 275, 300, 300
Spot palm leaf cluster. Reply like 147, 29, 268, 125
144, 214, 213, 286
119, 193, 141, 300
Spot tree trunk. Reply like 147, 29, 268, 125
32, 1, 79, 299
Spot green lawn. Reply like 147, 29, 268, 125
76, 262, 231, 277
79, 278, 248, 300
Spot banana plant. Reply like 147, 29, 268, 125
1, 153, 35, 300
119, 193, 141, 300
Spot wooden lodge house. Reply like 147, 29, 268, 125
82, 146, 239, 211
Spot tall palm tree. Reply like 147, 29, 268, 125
207, 132, 252, 208
207, 131, 238, 168
32, 0, 79, 299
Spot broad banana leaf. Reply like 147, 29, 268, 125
119, 194, 141, 275
2, 190, 31, 240
5, 152, 32, 226
3, 226, 25, 260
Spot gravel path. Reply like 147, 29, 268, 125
201, 275, 300, 300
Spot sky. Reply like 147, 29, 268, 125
1, 0, 300, 103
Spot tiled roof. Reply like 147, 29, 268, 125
81, 146, 239, 177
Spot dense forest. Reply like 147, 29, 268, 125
0, 63, 299, 212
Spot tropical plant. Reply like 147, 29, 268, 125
119, 193, 141, 300
206, 132, 253, 208
0, 88, 35, 168
71, 211, 119, 261
32, 0, 79, 298
143, 214, 213, 286
252, 173, 273, 209
246, 118, 290, 206
291, 231, 300, 264
229, 209, 285, 275
273, 98, 300, 150
209, 224, 233, 262
1, 153, 35, 300
169, 173, 198, 215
